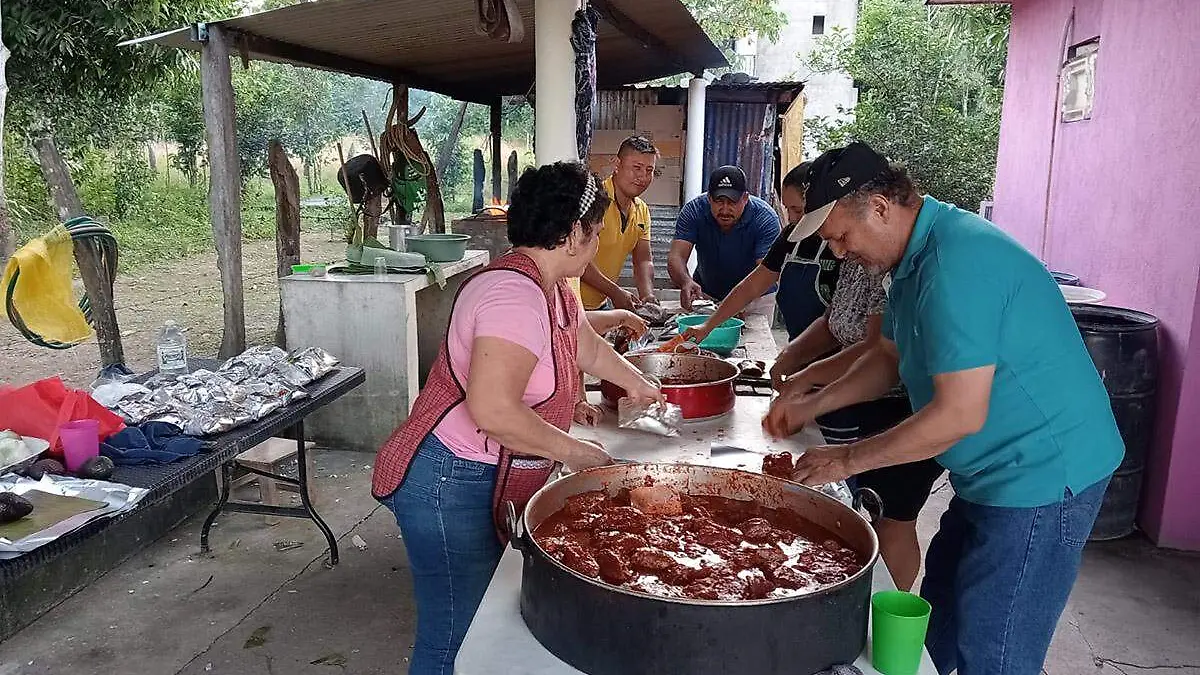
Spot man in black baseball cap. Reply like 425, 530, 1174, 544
668, 165, 782, 310
786, 141, 892, 249
764, 140, 1123, 675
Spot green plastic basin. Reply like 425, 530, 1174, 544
676, 315, 744, 356
405, 233, 471, 262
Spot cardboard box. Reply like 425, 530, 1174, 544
588, 153, 617, 176
642, 177, 682, 206
591, 129, 638, 155
647, 135, 684, 158
635, 105, 685, 135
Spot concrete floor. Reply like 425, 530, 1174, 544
0, 450, 1197, 675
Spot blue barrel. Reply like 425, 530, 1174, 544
1071, 305, 1159, 540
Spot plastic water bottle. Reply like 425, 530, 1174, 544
156, 320, 189, 375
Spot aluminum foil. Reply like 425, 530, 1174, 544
98, 346, 339, 436
617, 398, 683, 437
0, 473, 148, 558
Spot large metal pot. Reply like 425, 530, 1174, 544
601, 353, 738, 420
509, 463, 880, 675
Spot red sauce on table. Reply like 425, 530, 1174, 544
532, 487, 863, 601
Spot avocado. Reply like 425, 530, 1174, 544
0, 493, 34, 523
77, 456, 115, 481
26, 458, 65, 480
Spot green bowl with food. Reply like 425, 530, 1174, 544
675, 315, 744, 356
405, 233, 471, 263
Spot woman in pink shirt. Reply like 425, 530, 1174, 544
372, 162, 661, 674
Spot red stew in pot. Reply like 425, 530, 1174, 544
532, 485, 863, 602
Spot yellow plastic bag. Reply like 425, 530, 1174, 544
2, 225, 93, 346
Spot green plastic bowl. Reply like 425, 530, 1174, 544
676, 314, 744, 356
291, 264, 314, 274
405, 233, 471, 262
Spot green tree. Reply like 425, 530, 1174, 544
683, 0, 787, 47
806, 0, 1011, 210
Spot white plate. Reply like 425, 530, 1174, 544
1060, 285, 1106, 304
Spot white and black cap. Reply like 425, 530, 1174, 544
707, 165, 748, 201
788, 142, 890, 242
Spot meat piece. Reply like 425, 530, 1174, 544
594, 530, 647, 552
768, 564, 814, 590
658, 561, 712, 586
630, 547, 675, 572
644, 529, 685, 552
563, 490, 609, 516
683, 573, 746, 601
629, 485, 683, 516
740, 568, 776, 600
560, 543, 600, 578
739, 517, 778, 543
693, 521, 740, 548
732, 544, 788, 570
596, 549, 634, 585
814, 567, 849, 585
594, 506, 650, 534
761, 452, 795, 480
566, 512, 602, 531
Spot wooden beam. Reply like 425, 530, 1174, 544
490, 100, 502, 204
267, 140, 300, 349
33, 134, 124, 367
225, 28, 492, 104
588, 0, 690, 73
200, 24, 247, 359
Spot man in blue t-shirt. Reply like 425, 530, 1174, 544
763, 142, 1123, 675
667, 166, 781, 311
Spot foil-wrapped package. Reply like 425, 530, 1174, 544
617, 398, 683, 437
95, 345, 336, 437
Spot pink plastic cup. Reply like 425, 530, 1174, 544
59, 419, 101, 473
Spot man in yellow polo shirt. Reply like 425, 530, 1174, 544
580, 136, 658, 310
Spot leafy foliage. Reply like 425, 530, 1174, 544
1, 0, 232, 143
806, 0, 1011, 210
682, 0, 787, 47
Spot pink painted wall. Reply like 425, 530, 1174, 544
990, 0, 1200, 549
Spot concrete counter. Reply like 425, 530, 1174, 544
280, 250, 489, 451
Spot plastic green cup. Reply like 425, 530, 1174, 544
871, 590, 932, 675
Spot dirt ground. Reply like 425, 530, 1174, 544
0, 232, 347, 388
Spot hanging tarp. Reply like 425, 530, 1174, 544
571, 7, 599, 161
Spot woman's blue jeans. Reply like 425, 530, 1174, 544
381, 434, 501, 675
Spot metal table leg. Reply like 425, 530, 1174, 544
197, 421, 340, 565
200, 459, 234, 554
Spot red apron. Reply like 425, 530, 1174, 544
371, 252, 581, 542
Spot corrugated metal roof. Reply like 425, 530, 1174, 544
704, 102, 777, 200
124, 0, 726, 104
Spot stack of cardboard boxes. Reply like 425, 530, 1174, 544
587, 104, 685, 207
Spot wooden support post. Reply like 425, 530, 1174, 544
201, 24, 247, 359
268, 140, 300, 349
507, 150, 519, 202
490, 99, 503, 204
33, 134, 125, 367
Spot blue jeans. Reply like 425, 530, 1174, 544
921, 477, 1110, 675
381, 434, 501, 675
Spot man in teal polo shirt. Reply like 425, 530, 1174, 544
763, 142, 1123, 675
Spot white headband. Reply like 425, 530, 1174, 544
577, 174, 599, 220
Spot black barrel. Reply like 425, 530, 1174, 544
1052, 271, 1081, 286
1071, 305, 1159, 540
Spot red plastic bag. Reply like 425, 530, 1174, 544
0, 377, 126, 456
